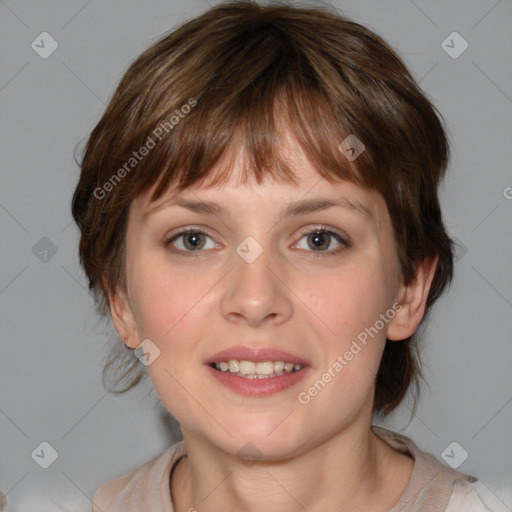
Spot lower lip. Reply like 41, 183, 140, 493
205, 364, 310, 396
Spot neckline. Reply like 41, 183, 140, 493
165, 427, 472, 511
371, 426, 475, 511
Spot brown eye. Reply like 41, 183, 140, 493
181, 232, 206, 250
295, 227, 349, 257
165, 228, 217, 256
307, 231, 332, 251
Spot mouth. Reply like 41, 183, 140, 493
209, 359, 304, 379
204, 346, 311, 396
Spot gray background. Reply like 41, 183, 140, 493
1, 0, 511, 510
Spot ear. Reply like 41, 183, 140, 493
387, 256, 438, 341
107, 286, 139, 349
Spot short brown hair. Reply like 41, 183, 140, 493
72, 0, 454, 415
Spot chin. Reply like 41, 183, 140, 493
214, 424, 306, 462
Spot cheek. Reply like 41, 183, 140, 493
130, 279, 178, 340
127, 249, 208, 340
304, 260, 392, 340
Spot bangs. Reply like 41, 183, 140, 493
151, 85, 367, 201
118, 23, 380, 204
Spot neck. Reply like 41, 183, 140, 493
171, 419, 413, 512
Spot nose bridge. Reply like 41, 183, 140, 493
221, 236, 293, 326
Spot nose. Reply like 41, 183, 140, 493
220, 244, 293, 327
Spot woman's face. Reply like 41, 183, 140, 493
116, 139, 406, 460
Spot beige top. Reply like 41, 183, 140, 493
93, 426, 496, 511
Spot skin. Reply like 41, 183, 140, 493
106, 132, 437, 512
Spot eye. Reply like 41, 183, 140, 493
294, 226, 349, 257
164, 225, 349, 258
164, 228, 218, 256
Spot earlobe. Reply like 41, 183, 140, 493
108, 288, 139, 349
386, 256, 438, 341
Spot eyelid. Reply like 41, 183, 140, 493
296, 225, 349, 243
164, 225, 218, 243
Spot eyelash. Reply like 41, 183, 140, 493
164, 226, 349, 259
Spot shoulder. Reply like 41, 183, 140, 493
446, 479, 511, 512
372, 426, 509, 512
92, 441, 186, 512
93, 473, 132, 512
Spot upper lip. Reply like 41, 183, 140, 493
205, 345, 311, 366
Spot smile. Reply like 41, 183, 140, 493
211, 359, 304, 379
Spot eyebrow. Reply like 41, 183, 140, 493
145, 196, 372, 220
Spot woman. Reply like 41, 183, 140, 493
72, 1, 495, 510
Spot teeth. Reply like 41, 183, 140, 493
284, 363, 294, 373
239, 360, 256, 374
273, 361, 285, 373
256, 361, 274, 375
214, 359, 304, 378
228, 360, 239, 373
